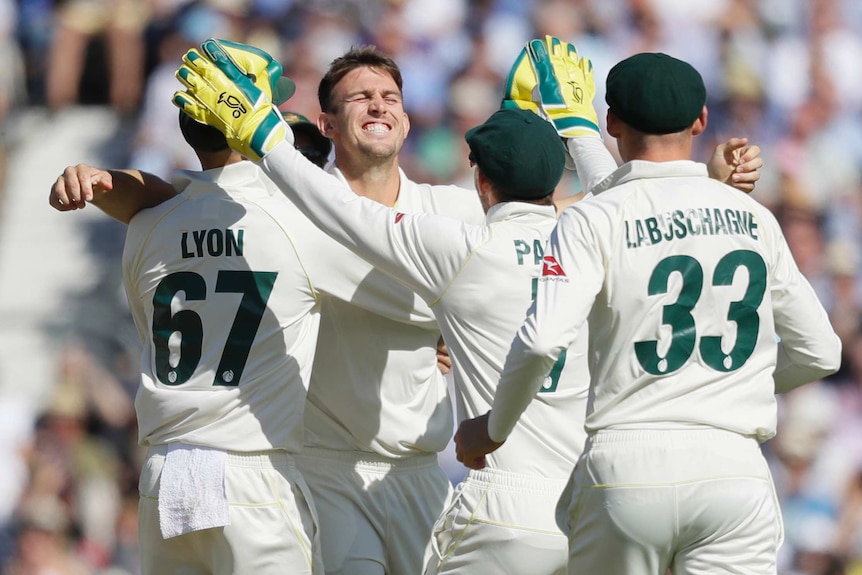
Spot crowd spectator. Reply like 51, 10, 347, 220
3, 1, 862, 573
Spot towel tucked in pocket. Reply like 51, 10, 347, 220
157, 444, 230, 539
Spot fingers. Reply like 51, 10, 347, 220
737, 144, 762, 166
49, 165, 112, 211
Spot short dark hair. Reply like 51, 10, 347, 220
178, 110, 228, 153
491, 185, 555, 206
317, 46, 403, 113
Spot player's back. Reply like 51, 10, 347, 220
574, 165, 794, 439
434, 203, 588, 479
123, 162, 323, 453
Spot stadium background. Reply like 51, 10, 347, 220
0, 0, 860, 573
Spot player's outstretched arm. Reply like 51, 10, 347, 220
49, 164, 177, 223
707, 137, 763, 193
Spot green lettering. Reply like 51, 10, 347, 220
206, 229, 224, 256
635, 219, 647, 247
713, 208, 728, 235
699, 208, 714, 235
685, 209, 701, 235
181, 232, 194, 259
749, 214, 759, 240
663, 213, 675, 241
227, 229, 243, 256
673, 210, 688, 239
533, 239, 544, 264
725, 209, 740, 235
646, 217, 662, 245
514, 240, 530, 265
193, 230, 206, 256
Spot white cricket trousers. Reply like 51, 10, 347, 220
294, 446, 453, 575
139, 445, 322, 574
560, 428, 783, 575
425, 468, 569, 575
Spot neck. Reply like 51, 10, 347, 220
334, 156, 401, 206
619, 131, 693, 164
198, 150, 243, 170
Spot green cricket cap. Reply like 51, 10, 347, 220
281, 111, 332, 157
605, 53, 706, 135
465, 108, 565, 199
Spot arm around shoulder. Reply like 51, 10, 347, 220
49, 164, 177, 224
94, 170, 178, 223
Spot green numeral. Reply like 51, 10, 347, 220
700, 250, 766, 372
532, 277, 567, 393
635, 250, 765, 376
152, 270, 277, 387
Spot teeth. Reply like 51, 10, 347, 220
364, 124, 389, 133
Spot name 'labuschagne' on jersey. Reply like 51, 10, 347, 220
625, 207, 759, 249
181, 228, 244, 258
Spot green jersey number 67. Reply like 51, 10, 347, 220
151, 270, 278, 387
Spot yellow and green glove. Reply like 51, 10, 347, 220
173, 39, 291, 161
214, 38, 295, 105
502, 35, 600, 139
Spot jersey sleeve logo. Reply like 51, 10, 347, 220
542, 256, 567, 277
394, 212, 406, 224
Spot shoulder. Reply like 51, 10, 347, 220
403, 179, 483, 222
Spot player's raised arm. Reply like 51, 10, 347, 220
48, 164, 177, 224
504, 36, 763, 198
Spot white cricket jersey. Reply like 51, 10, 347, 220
302, 164, 485, 458
123, 161, 423, 452
262, 142, 589, 479
489, 160, 841, 444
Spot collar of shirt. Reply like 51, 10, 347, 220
591, 160, 708, 196
485, 201, 557, 224
172, 160, 277, 198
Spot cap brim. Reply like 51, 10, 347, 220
273, 77, 296, 105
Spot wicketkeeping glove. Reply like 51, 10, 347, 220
502, 35, 600, 139
173, 39, 291, 161
215, 38, 295, 105
501, 47, 539, 114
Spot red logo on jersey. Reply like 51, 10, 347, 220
394, 212, 406, 224
542, 256, 566, 277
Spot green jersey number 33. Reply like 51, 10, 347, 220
635, 250, 766, 375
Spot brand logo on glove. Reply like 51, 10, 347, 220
218, 92, 247, 118
568, 82, 584, 105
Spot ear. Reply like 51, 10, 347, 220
318, 113, 335, 137
475, 168, 493, 197
691, 106, 708, 136
606, 110, 622, 138
401, 111, 411, 139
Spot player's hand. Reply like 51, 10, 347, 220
502, 35, 600, 140
707, 137, 763, 194
49, 164, 113, 211
436, 336, 452, 375
454, 412, 504, 470
216, 39, 295, 105
173, 39, 292, 161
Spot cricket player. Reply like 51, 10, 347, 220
455, 52, 842, 575
50, 40, 764, 575
282, 111, 332, 168
168, 36, 770, 575
127, 108, 332, 574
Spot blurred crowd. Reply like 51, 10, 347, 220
1, 0, 862, 574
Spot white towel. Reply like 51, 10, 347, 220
158, 444, 230, 539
